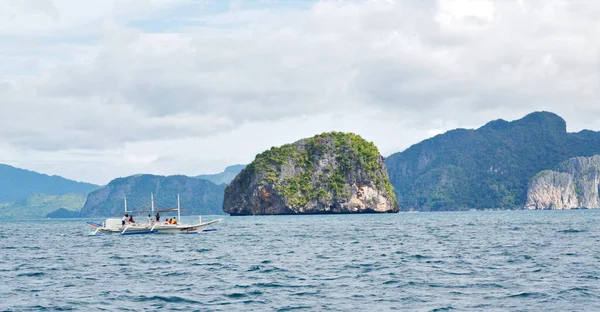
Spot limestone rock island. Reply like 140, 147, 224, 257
223, 132, 399, 215
526, 155, 600, 209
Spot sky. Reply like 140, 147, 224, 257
1, 0, 599, 185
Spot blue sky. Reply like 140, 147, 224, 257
122, 1, 316, 32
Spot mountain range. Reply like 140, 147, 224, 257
0, 165, 98, 218
0, 165, 236, 218
2, 111, 600, 217
0, 164, 97, 202
385, 112, 600, 211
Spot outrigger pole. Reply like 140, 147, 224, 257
177, 194, 181, 223
151, 193, 155, 215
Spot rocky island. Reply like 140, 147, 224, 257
526, 156, 600, 209
223, 132, 398, 215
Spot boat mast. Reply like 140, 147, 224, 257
124, 197, 128, 213
151, 193, 155, 215
177, 194, 181, 223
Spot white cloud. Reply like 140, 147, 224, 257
0, 0, 598, 184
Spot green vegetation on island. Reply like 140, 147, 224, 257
224, 132, 398, 215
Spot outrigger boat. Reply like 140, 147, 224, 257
88, 194, 222, 235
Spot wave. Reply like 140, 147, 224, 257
17, 272, 45, 277
277, 305, 313, 311
134, 295, 201, 304
557, 229, 588, 233
506, 292, 549, 299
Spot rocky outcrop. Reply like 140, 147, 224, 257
223, 132, 399, 215
525, 171, 578, 209
526, 156, 600, 209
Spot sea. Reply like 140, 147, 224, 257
1, 210, 599, 311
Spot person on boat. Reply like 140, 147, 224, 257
128, 215, 134, 223
122, 213, 128, 226
155, 211, 160, 222
166, 218, 171, 225
172, 217, 177, 225
147, 214, 152, 224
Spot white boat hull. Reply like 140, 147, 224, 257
90, 219, 222, 235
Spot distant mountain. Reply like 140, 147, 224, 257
196, 164, 246, 185
0, 193, 88, 218
80, 174, 226, 217
46, 208, 81, 218
0, 164, 98, 202
386, 112, 600, 211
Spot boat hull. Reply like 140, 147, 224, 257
90, 219, 222, 235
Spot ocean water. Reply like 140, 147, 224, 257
1, 210, 600, 311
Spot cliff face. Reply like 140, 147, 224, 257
525, 171, 578, 209
223, 132, 399, 215
81, 175, 226, 217
526, 156, 600, 209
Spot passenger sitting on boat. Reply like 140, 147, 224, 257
165, 218, 171, 225
128, 215, 134, 223
122, 213, 128, 226
172, 217, 177, 225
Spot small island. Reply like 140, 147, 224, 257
223, 132, 399, 215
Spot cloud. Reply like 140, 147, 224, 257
0, 0, 599, 184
